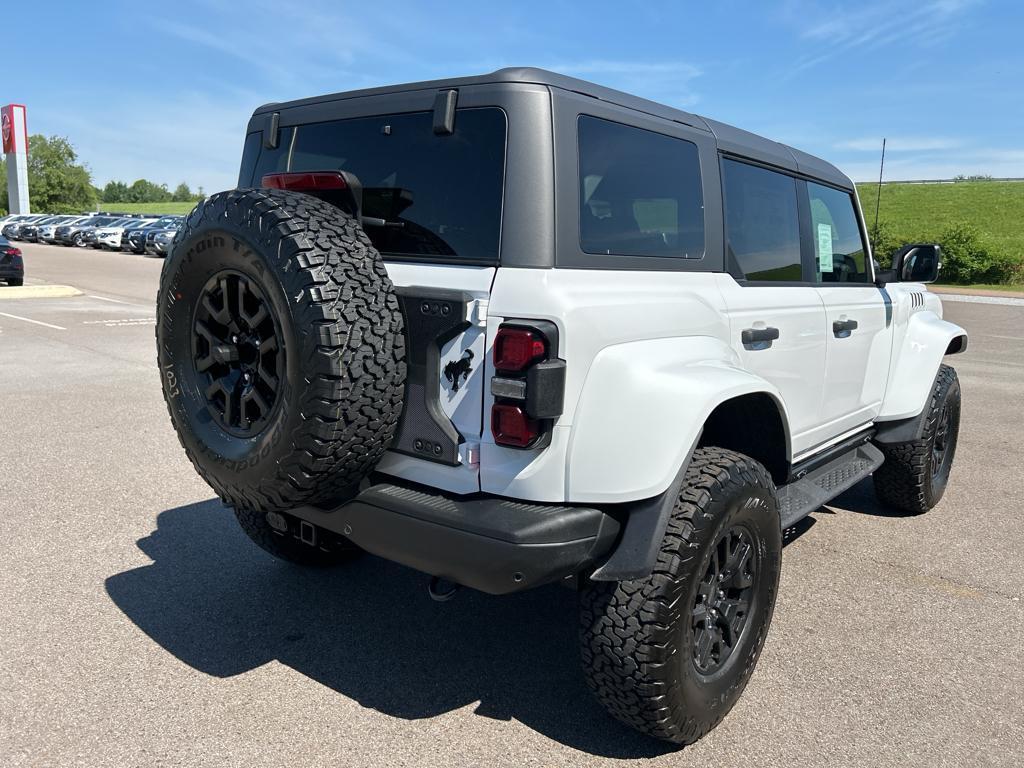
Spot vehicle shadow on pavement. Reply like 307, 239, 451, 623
106, 500, 684, 758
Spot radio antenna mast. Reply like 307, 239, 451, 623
872, 138, 886, 239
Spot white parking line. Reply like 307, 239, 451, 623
0, 311, 67, 331
87, 294, 133, 305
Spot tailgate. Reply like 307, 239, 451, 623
373, 262, 495, 495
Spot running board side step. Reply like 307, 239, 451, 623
777, 442, 884, 529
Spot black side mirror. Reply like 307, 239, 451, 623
891, 243, 942, 284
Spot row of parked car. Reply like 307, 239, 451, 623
0, 212, 184, 256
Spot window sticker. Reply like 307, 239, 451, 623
817, 223, 834, 274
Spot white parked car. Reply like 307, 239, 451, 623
92, 218, 157, 250
155, 69, 968, 747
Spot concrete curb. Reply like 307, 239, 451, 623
0, 284, 83, 300
931, 285, 1024, 299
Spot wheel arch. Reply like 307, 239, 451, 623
878, 310, 968, 421
566, 335, 793, 504
578, 346, 791, 581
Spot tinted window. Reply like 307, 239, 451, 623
578, 116, 704, 259
722, 159, 802, 281
808, 182, 869, 283
256, 108, 506, 262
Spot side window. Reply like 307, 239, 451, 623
807, 182, 869, 283
578, 116, 704, 259
722, 159, 802, 282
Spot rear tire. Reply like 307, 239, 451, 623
578, 448, 782, 745
873, 364, 961, 513
7, 278, 23, 286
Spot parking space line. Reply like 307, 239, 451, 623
88, 294, 133, 305
0, 311, 67, 331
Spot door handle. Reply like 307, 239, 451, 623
741, 327, 780, 348
833, 319, 859, 338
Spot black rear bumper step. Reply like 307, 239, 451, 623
289, 483, 620, 595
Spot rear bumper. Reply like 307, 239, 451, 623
289, 483, 620, 594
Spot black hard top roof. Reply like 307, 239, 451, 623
253, 67, 852, 190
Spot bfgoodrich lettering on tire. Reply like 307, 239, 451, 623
156, 188, 406, 515
578, 448, 782, 745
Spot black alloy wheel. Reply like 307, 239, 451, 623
931, 402, 953, 482
192, 270, 283, 438
691, 525, 757, 676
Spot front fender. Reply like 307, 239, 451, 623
566, 335, 790, 503
878, 310, 967, 421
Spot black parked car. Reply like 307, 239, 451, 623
0, 237, 24, 286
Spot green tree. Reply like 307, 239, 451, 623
172, 182, 193, 202
126, 178, 172, 203
0, 134, 97, 213
102, 180, 130, 203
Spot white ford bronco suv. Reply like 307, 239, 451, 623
157, 68, 968, 745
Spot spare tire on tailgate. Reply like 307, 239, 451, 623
156, 188, 406, 513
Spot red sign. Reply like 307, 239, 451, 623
1, 108, 11, 153
2, 104, 26, 154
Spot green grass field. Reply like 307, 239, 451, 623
97, 202, 197, 215
855, 180, 1024, 260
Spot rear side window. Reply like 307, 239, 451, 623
251, 108, 507, 263
807, 182, 869, 283
578, 116, 704, 259
722, 159, 802, 281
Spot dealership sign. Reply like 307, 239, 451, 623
3, 104, 29, 213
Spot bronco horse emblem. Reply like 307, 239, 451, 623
443, 349, 474, 393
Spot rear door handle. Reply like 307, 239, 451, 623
833, 319, 859, 337
741, 327, 780, 348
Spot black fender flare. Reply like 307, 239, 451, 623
589, 433, 701, 581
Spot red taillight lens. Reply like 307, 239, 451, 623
491, 404, 541, 448
261, 171, 348, 191
493, 327, 547, 372
3, 247, 20, 257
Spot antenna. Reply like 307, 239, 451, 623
872, 137, 886, 239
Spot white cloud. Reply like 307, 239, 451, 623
841, 147, 1024, 182
783, 0, 980, 74
836, 136, 963, 152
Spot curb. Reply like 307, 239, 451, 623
0, 284, 83, 300
931, 285, 1024, 299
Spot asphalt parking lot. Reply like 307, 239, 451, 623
1, 243, 1022, 767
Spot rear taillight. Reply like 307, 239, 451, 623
490, 321, 566, 450
491, 404, 541, 448
3, 247, 21, 257
493, 327, 547, 372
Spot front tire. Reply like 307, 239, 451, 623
578, 448, 782, 745
873, 364, 961, 513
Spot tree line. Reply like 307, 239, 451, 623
0, 134, 205, 214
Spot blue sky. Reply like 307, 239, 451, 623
5, 0, 1021, 191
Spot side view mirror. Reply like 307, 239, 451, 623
892, 243, 942, 284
